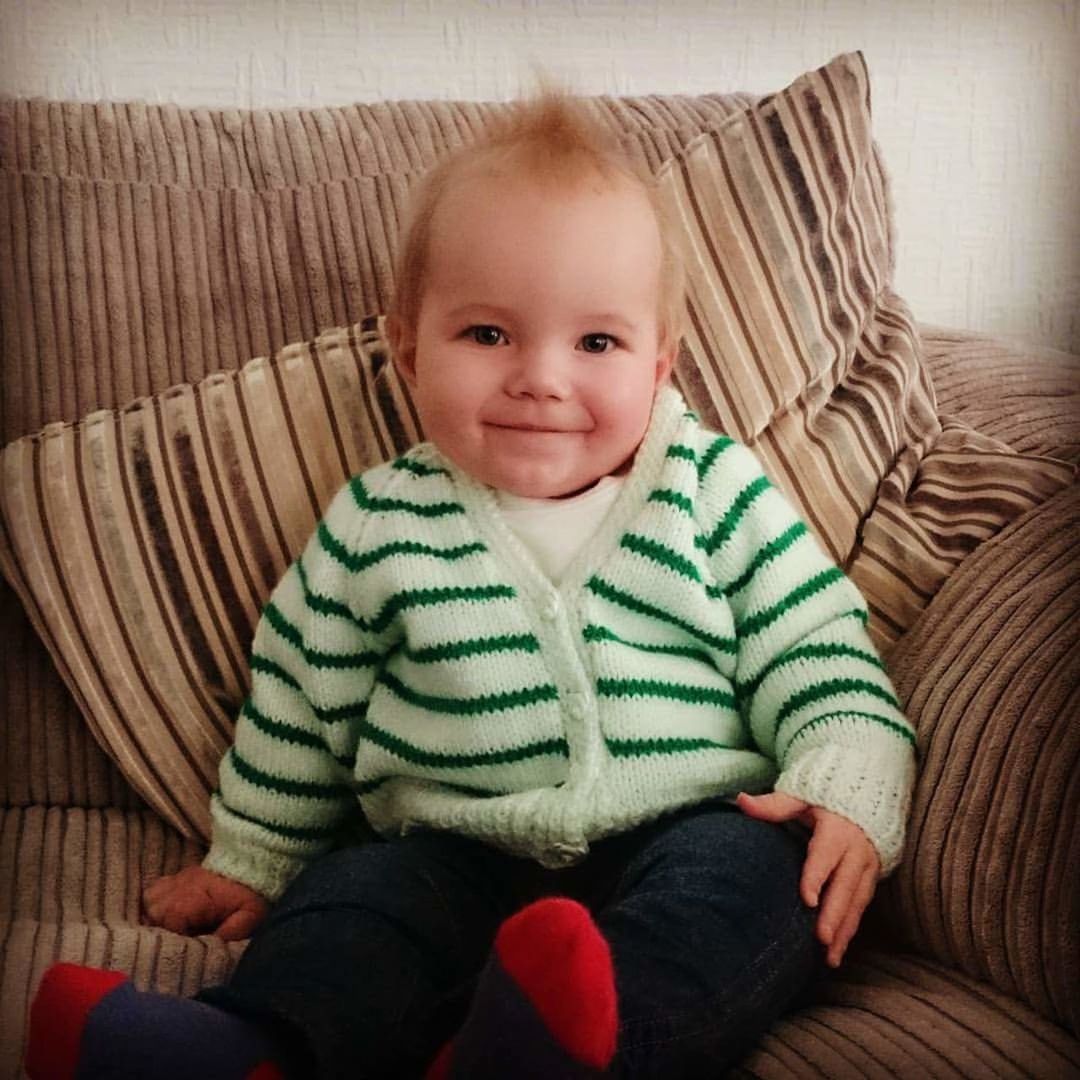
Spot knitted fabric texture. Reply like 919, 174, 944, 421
204, 387, 916, 900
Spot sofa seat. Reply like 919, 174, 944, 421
742, 949, 1080, 1079
3, 804, 1079, 1079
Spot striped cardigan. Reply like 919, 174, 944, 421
204, 387, 917, 901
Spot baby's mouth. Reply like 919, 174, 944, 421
486, 421, 581, 434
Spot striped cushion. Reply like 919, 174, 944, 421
0, 320, 418, 839
657, 52, 1074, 647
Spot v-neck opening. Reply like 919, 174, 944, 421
433, 386, 687, 605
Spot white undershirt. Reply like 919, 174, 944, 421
494, 475, 625, 583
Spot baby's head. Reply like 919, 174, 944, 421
388, 91, 685, 499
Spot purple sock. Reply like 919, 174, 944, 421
26, 963, 285, 1080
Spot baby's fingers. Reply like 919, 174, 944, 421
825, 865, 877, 967
817, 849, 866, 939
800, 820, 846, 908
215, 903, 267, 942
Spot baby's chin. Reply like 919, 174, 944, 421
493, 473, 605, 499
485, 456, 636, 500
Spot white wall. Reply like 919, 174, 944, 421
2, 0, 1077, 353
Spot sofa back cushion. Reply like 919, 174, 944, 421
655, 53, 1072, 643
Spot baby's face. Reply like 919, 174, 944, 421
395, 173, 674, 499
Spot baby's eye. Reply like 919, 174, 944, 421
579, 333, 615, 354
468, 325, 507, 346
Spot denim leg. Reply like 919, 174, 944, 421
595, 803, 826, 1079
198, 832, 540, 1080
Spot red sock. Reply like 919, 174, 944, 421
25, 962, 284, 1080
26, 963, 128, 1079
428, 897, 618, 1078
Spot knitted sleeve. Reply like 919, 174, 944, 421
699, 437, 917, 876
203, 479, 393, 901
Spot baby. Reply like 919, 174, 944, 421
27, 92, 916, 1080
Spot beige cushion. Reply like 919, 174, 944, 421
0, 319, 417, 840
876, 481, 1080, 1036
656, 52, 1074, 647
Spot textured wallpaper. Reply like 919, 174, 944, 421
2, 0, 1077, 352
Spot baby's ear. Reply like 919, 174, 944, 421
386, 313, 417, 386
655, 341, 678, 387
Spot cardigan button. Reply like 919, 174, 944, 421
541, 594, 560, 621
565, 692, 586, 719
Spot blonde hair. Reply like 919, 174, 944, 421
387, 90, 686, 355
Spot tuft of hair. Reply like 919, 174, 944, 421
387, 86, 687, 357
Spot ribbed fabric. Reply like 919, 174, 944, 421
655, 53, 1074, 647
877, 480, 1080, 1036
0, 806, 246, 1080
734, 947, 1080, 1079
919, 324, 1080, 464
203, 388, 915, 900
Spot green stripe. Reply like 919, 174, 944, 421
370, 584, 517, 633
737, 630, 880, 702
724, 522, 808, 597
582, 624, 714, 664
355, 777, 388, 796
739, 568, 847, 638
773, 678, 901, 738
648, 488, 693, 517
250, 653, 368, 727
241, 699, 330, 753
264, 602, 380, 671
250, 654, 301, 693
382, 670, 559, 716
666, 443, 697, 464
313, 701, 367, 725
587, 577, 736, 655
263, 600, 304, 651
606, 735, 738, 758
351, 475, 464, 518
405, 633, 540, 663
700, 475, 771, 555
597, 678, 736, 709
620, 533, 701, 582
227, 748, 352, 800
392, 457, 449, 477
296, 556, 355, 621
357, 775, 504, 799
319, 522, 485, 573
783, 709, 916, 756
357, 716, 569, 768
698, 435, 735, 480
217, 798, 341, 843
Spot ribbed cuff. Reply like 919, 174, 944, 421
202, 841, 305, 903
204, 797, 311, 901
774, 741, 916, 876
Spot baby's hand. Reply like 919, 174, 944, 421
143, 865, 269, 942
735, 791, 880, 969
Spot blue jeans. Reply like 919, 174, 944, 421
199, 801, 825, 1079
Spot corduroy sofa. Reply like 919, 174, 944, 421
1, 53, 1078, 1078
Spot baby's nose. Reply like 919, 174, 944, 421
505, 346, 572, 399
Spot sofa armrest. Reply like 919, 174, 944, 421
918, 324, 1080, 464
876, 480, 1079, 1036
